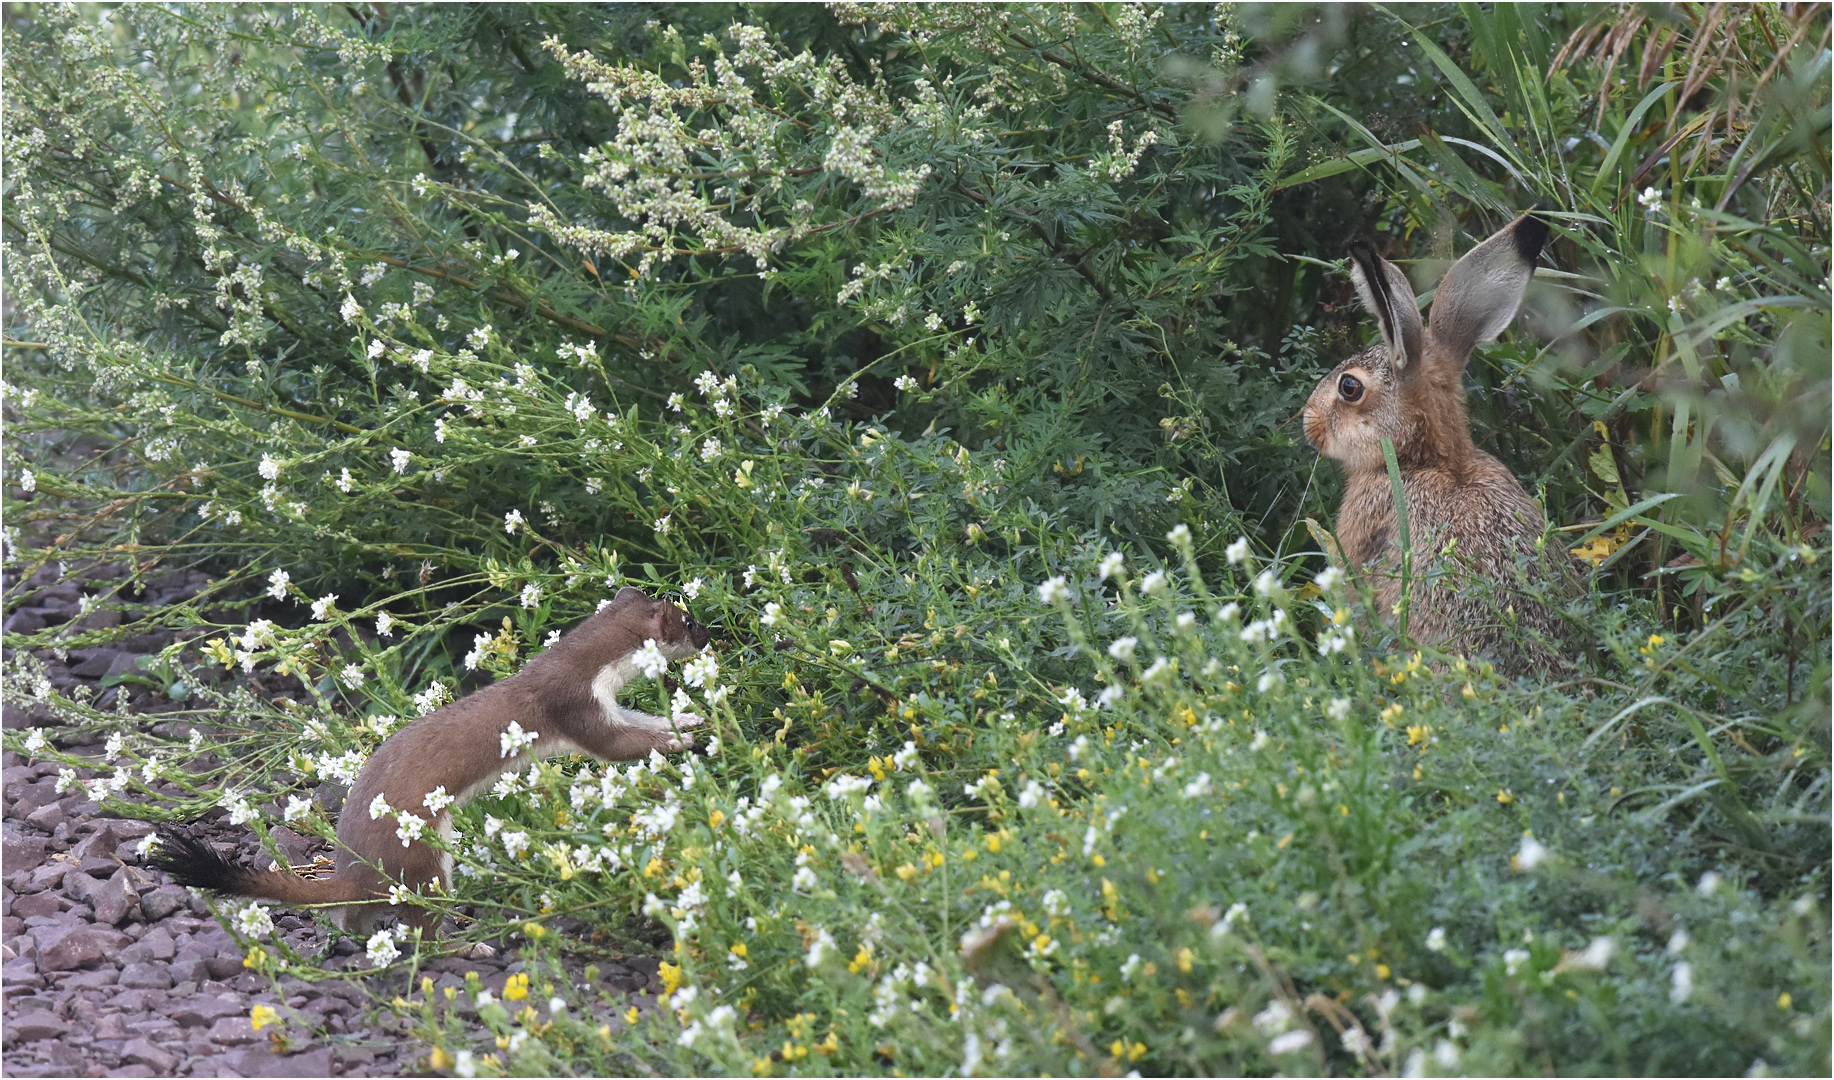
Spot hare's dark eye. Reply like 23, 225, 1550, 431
1338, 374, 1365, 402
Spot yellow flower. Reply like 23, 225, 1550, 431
894, 863, 918, 882
428, 1047, 455, 1070
730, 942, 749, 958
1175, 947, 1194, 973
625, 1006, 642, 1025
1496, 789, 1514, 805
1405, 724, 1432, 747
249, 1005, 280, 1031
985, 834, 1002, 853
1779, 992, 1793, 1010
1379, 703, 1404, 723
503, 973, 530, 1002
709, 809, 726, 828
243, 945, 268, 969
1376, 963, 1391, 979
1461, 683, 1477, 700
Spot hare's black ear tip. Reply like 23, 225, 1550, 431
1515, 208, 1552, 262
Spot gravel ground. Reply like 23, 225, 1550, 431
2, 560, 668, 1077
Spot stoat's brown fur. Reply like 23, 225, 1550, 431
156, 587, 710, 935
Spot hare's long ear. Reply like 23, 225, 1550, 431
1348, 241, 1423, 373
1426, 211, 1549, 360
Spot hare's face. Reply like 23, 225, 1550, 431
1304, 347, 1399, 472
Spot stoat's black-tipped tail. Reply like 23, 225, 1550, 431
150, 826, 255, 893
151, 824, 374, 908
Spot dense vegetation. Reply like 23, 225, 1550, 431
4, 3, 1828, 1075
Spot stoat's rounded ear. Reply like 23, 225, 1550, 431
613, 585, 651, 605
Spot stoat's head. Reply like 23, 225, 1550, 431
610, 585, 710, 659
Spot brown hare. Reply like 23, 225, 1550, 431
1303, 211, 1571, 663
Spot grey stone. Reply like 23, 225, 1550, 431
3, 955, 43, 989
31, 924, 129, 971
168, 994, 244, 1027
4, 833, 48, 873
117, 963, 172, 990
120, 1038, 178, 1072
105, 1066, 157, 1078
206, 1015, 262, 1045
137, 886, 187, 923
119, 928, 175, 964
227, 1046, 333, 1077
56, 966, 118, 990
6, 1009, 70, 1043
90, 869, 135, 925
12, 892, 61, 919
67, 650, 127, 679
24, 803, 65, 832
104, 819, 154, 840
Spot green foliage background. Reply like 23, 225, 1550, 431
3, 3, 1828, 1076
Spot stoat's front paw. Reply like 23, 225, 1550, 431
671, 712, 705, 730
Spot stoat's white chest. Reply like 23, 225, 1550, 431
589, 654, 644, 726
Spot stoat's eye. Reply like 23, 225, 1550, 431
1338, 373, 1364, 403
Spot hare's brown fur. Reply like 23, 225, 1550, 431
1304, 213, 1572, 662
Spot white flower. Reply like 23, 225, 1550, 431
1216, 601, 1239, 622
894, 374, 919, 392
311, 594, 338, 620
1107, 636, 1138, 662
805, 927, 836, 968
1638, 186, 1663, 213
1037, 576, 1070, 604
1249, 730, 1270, 751
681, 654, 719, 688
1325, 698, 1351, 721
454, 1051, 476, 1078
376, 611, 395, 638
699, 438, 722, 462
500, 720, 539, 759
258, 453, 281, 481
1098, 551, 1125, 580
1669, 961, 1693, 1003
761, 602, 782, 627
1166, 523, 1191, 545
1017, 780, 1047, 809
18, 469, 35, 493
1434, 1040, 1461, 1069
365, 928, 401, 966
224, 792, 258, 826
1314, 566, 1343, 591
1140, 569, 1168, 594
234, 903, 274, 938
1268, 1030, 1314, 1055
504, 509, 525, 534
500, 830, 531, 858
654, 515, 672, 537
632, 639, 669, 679
369, 793, 393, 820
339, 664, 365, 689
1425, 926, 1447, 952
389, 448, 411, 474
1121, 953, 1143, 982
283, 795, 311, 822
1569, 936, 1616, 971
1696, 871, 1723, 896
395, 812, 427, 847
791, 865, 819, 892
1225, 537, 1251, 565
1503, 948, 1531, 976
1096, 684, 1124, 709
22, 729, 47, 756
267, 569, 291, 600
1514, 835, 1549, 872
335, 468, 354, 493
520, 582, 542, 610
1182, 772, 1213, 798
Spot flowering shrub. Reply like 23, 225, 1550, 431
4, 3, 1827, 1076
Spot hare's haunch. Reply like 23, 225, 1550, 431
1304, 212, 1571, 662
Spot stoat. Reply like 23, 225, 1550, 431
155, 587, 710, 936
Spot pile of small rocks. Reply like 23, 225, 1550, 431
3, 562, 667, 1077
